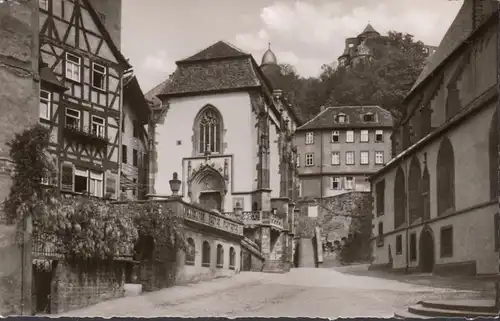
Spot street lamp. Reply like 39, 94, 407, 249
169, 172, 181, 196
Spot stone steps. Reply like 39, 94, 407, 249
394, 299, 497, 318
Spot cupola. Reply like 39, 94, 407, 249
261, 42, 278, 66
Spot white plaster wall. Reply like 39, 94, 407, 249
155, 92, 255, 197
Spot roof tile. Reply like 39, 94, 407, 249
178, 40, 249, 63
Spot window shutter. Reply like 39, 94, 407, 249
106, 174, 116, 197
61, 163, 74, 191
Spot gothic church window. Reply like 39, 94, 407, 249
394, 166, 406, 229
195, 106, 223, 154
436, 137, 455, 216
408, 157, 422, 224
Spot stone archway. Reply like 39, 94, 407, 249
419, 225, 435, 273
190, 167, 226, 211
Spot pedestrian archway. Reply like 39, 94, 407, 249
419, 226, 435, 273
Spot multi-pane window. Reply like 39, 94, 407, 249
346, 151, 354, 165
345, 177, 354, 190
305, 153, 314, 166
305, 132, 314, 145
331, 151, 340, 165
40, 90, 51, 120
65, 108, 80, 129
91, 115, 105, 137
89, 171, 103, 198
346, 130, 354, 143
38, 0, 48, 10
337, 115, 346, 123
332, 177, 341, 190
375, 130, 384, 142
360, 151, 369, 165
331, 130, 339, 143
296, 154, 300, 167
122, 145, 128, 164
198, 108, 221, 154
375, 151, 384, 164
65, 53, 81, 82
363, 113, 374, 122
360, 130, 369, 142
133, 149, 138, 167
440, 226, 453, 257
92, 63, 106, 90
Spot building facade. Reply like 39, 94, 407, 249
338, 23, 438, 68
295, 106, 393, 199
369, 0, 498, 276
120, 74, 150, 200
146, 41, 301, 272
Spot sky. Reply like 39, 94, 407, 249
121, 0, 463, 93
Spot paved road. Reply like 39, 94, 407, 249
57, 267, 492, 318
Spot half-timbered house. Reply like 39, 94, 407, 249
38, 0, 131, 199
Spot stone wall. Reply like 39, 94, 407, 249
49, 260, 126, 314
296, 192, 373, 263
0, 0, 39, 315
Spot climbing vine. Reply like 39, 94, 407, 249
6, 124, 186, 263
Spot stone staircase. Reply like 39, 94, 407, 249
394, 299, 498, 318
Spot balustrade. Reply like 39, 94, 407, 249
182, 203, 243, 236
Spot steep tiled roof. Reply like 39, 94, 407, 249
144, 78, 170, 106
40, 61, 68, 91
297, 105, 393, 131
159, 57, 261, 98
178, 40, 250, 63
408, 1, 474, 94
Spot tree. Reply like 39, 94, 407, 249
281, 31, 428, 122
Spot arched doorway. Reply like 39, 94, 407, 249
419, 226, 435, 273
189, 167, 226, 211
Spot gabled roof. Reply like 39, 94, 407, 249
297, 105, 393, 131
144, 78, 171, 106
82, 0, 131, 70
177, 40, 250, 63
123, 75, 151, 124
361, 23, 378, 34
407, 0, 474, 95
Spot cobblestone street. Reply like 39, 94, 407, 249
56, 267, 493, 318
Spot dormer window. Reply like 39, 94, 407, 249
363, 113, 374, 122
336, 114, 347, 124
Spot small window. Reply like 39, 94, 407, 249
65, 53, 81, 82
185, 238, 195, 265
376, 180, 385, 216
229, 247, 236, 270
305, 132, 314, 145
331, 151, 340, 165
40, 90, 51, 120
346, 130, 354, 143
337, 114, 346, 123
305, 153, 314, 166
440, 226, 453, 258
332, 177, 341, 190
202, 241, 211, 267
74, 167, 89, 194
395, 235, 402, 255
363, 114, 374, 122
296, 154, 300, 168
91, 115, 105, 138
89, 171, 103, 197
92, 63, 106, 90
331, 130, 339, 143
65, 108, 80, 130
345, 177, 354, 190
360, 130, 369, 142
378, 222, 383, 236
360, 151, 369, 165
133, 149, 138, 167
375, 130, 384, 142
38, 0, 48, 11
216, 244, 224, 268
375, 151, 384, 165
410, 233, 417, 261
122, 145, 128, 164
345, 151, 354, 165
121, 114, 125, 132
61, 163, 74, 191
307, 205, 318, 218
